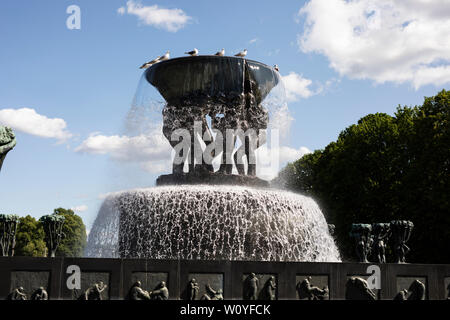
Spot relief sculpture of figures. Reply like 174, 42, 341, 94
80, 281, 108, 300
349, 224, 372, 263
393, 279, 425, 300
296, 277, 329, 300
186, 278, 199, 300
345, 277, 377, 300
200, 284, 223, 300
390, 220, 414, 263
259, 276, 277, 300
7, 287, 27, 300
243, 273, 259, 300
31, 287, 48, 300
150, 281, 169, 300
0, 126, 16, 173
371, 223, 390, 263
127, 281, 150, 300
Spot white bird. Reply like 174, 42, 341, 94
234, 49, 247, 57
214, 48, 225, 56
185, 48, 199, 56
273, 64, 279, 72
139, 56, 161, 69
159, 50, 170, 61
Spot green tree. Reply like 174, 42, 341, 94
279, 90, 450, 263
53, 208, 87, 257
14, 215, 46, 257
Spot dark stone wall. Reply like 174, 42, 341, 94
0, 257, 449, 300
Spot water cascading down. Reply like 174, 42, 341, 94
85, 56, 341, 262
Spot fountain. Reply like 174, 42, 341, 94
86, 55, 340, 262
3, 56, 449, 302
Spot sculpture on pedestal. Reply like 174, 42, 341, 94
296, 277, 329, 300
349, 224, 372, 263
39, 214, 65, 258
0, 214, 19, 256
390, 220, 413, 263
149, 56, 278, 187
0, 126, 16, 173
371, 223, 390, 263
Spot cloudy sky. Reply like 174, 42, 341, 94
1, 0, 449, 231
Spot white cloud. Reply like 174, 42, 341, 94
256, 145, 312, 180
279, 146, 312, 164
118, 1, 192, 32
71, 205, 88, 213
282, 72, 316, 102
249, 38, 259, 44
298, 0, 450, 89
0, 108, 72, 141
76, 124, 312, 178
75, 127, 172, 174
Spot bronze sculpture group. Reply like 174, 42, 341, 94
79, 281, 108, 300
7, 286, 48, 300
127, 280, 169, 300
243, 274, 277, 300
296, 277, 329, 300
7, 274, 437, 300
350, 220, 414, 263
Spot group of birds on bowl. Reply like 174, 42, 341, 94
139, 48, 279, 72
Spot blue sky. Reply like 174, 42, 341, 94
1, 0, 449, 231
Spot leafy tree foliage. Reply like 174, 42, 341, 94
53, 208, 87, 257
14, 215, 46, 257
278, 90, 450, 263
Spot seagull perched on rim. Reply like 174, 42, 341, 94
185, 48, 199, 56
139, 56, 161, 69
159, 50, 170, 61
273, 65, 279, 72
214, 48, 225, 56
234, 49, 247, 57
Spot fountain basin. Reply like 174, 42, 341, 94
145, 56, 280, 106
86, 185, 341, 262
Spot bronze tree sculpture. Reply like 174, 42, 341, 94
390, 220, 414, 263
39, 214, 65, 258
0, 214, 19, 256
